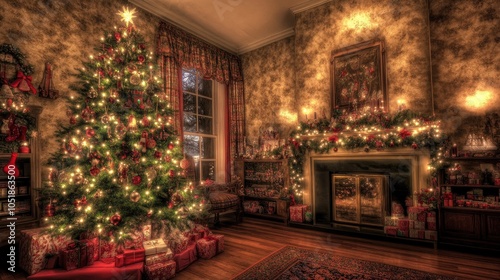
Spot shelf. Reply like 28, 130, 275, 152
0, 210, 31, 217
444, 157, 500, 161
244, 212, 287, 220
441, 206, 500, 212
0, 177, 30, 180
0, 194, 31, 199
441, 184, 500, 188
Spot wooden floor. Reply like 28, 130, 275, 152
3, 216, 500, 280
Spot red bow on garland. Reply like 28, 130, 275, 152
10, 71, 37, 94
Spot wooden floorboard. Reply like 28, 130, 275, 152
3, 216, 500, 279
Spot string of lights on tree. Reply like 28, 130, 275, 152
41, 7, 207, 242
287, 108, 446, 200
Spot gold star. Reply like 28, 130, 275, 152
118, 6, 137, 27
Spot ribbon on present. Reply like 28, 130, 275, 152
115, 248, 145, 267
10, 70, 36, 94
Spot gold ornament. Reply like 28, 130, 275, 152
130, 191, 141, 202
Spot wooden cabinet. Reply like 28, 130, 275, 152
235, 159, 289, 223
438, 157, 500, 251
0, 106, 42, 246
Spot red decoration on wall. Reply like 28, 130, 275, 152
2, 152, 20, 177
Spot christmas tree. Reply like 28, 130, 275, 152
41, 7, 206, 242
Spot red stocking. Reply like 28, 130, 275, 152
3, 152, 20, 177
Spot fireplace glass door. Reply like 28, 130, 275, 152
332, 174, 385, 227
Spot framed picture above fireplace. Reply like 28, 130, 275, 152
330, 39, 387, 112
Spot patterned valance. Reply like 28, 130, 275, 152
157, 22, 243, 84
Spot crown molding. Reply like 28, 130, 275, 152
129, 0, 239, 54
238, 27, 295, 54
290, 0, 332, 14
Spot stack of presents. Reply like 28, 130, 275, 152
384, 202, 437, 241
19, 223, 224, 279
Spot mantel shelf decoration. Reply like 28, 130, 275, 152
286, 108, 445, 201
0, 43, 38, 153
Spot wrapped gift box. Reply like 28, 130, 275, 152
196, 238, 217, 259
427, 222, 437, 230
169, 234, 189, 254
409, 229, 425, 239
397, 218, 409, 230
99, 239, 117, 261
397, 229, 409, 238
173, 243, 197, 271
19, 228, 72, 275
384, 226, 398, 236
60, 242, 93, 271
143, 239, 169, 256
115, 248, 145, 267
206, 234, 224, 254
425, 230, 437, 240
145, 260, 176, 280
384, 216, 399, 226
289, 205, 307, 223
408, 206, 428, 221
145, 249, 174, 266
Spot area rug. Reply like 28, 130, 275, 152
232, 246, 456, 280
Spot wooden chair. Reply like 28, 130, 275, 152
200, 180, 242, 226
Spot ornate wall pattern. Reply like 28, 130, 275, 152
241, 37, 296, 143
0, 0, 158, 168
430, 0, 499, 147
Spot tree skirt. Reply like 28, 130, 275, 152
232, 246, 457, 280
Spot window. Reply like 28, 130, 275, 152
182, 69, 223, 183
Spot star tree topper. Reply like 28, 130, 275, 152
118, 6, 137, 27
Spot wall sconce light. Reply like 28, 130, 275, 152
342, 12, 373, 30
465, 89, 492, 110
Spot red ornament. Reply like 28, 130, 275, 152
154, 150, 162, 159
70, 116, 77, 125
168, 169, 175, 178
80, 196, 87, 205
164, 155, 171, 162
399, 128, 412, 139
389, 141, 395, 147
146, 139, 156, 149
328, 134, 338, 143
411, 142, 419, 150
137, 55, 145, 64
138, 44, 146, 50
132, 175, 142, 185
168, 202, 174, 209
333, 147, 338, 152
86, 128, 95, 138
147, 209, 153, 217
90, 166, 100, 176
110, 213, 121, 226
114, 32, 121, 42
141, 116, 150, 127
168, 143, 174, 150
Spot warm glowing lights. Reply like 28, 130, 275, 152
342, 12, 373, 30
279, 109, 298, 124
465, 89, 493, 110
118, 6, 137, 27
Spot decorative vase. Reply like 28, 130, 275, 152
2, 152, 20, 177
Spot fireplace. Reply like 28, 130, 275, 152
306, 151, 427, 232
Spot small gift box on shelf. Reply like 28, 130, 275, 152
196, 238, 217, 259
145, 260, 176, 280
145, 249, 174, 266
173, 243, 197, 272
409, 229, 425, 239
289, 204, 308, 223
143, 238, 169, 256
115, 248, 145, 267
384, 216, 399, 226
384, 226, 398, 236
397, 218, 409, 230
425, 230, 437, 240
397, 229, 409, 238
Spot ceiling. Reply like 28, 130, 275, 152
129, 0, 331, 54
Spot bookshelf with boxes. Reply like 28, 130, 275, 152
439, 156, 500, 251
235, 159, 289, 224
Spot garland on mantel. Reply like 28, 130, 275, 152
287, 109, 446, 200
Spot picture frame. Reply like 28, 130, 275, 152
330, 39, 387, 112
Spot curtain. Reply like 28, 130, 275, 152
157, 22, 245, 173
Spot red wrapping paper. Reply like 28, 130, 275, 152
145, 249, 173, 266
26, 261, 143, 280
384, 226, 398, 236
196, 238, 217, 259
173, 243, 197, 271
290, 205, 307, 222
145, 260, 176, 280
206, 234, 224, 254
115, 248, 145, 267
397, 218, 409, 230
60, 243, 88, 271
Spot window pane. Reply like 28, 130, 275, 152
201, 161, 216, 181
182, 71, 195, 92
198, 79, 212, 98
183, 114, 197, 132
197, 97, 212, 116
198, 116, 213, 134
183, 135, 200, 158
183, 93, 196, 113
201, 137, 215, 159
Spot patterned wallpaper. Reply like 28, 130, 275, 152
241, 37, 296, 143
0, 0, 158, 167
430, 0, 499, 147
